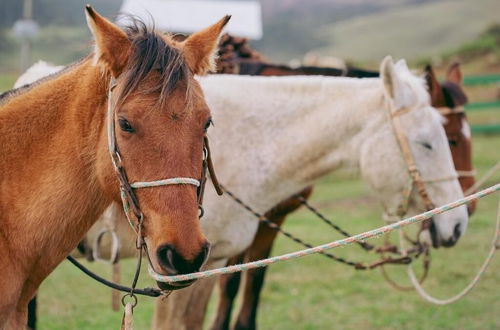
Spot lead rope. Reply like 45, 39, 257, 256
403, 160, 500, 304
407, 196, 500, 305
220, 185, 369, 269
149, 183, 500, 283
465, 160, 500, 196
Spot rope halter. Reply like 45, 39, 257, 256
106, 78, 202, 237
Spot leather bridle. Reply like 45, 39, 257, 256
67, 77, 222, 299
385, 101, 459, 243
106, 78, 222, 244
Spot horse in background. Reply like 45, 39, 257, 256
210, 35, 475, 330
216, 34, 379, 77
0, 6, 229, 328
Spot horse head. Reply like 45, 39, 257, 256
361, 56, 468, 248
86, 6, 229, 289
425, 63, 476, 214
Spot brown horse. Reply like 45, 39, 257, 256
425, 63, 477, 213
216, 34, 379, 78
0, 6, 229, 328
210, 36, 475, 330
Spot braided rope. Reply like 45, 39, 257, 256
148, 183, 500, 283
295, 195, 373, 251
130, 178, 200, 189
221, 187, 364, 268
407, 196, 500, 305
456, 169, 477, 178
465, 160, 500, 196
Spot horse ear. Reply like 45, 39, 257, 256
424, 64, 443, 104
181, 15, 231, 75
446, 62, 463, 85
380, 56, 405, 109
85, 5, 131, 77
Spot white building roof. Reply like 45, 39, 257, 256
119, 0, 263, 39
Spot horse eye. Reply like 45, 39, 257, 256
449, 139, 458, 147
420, 142, 433, 150
118, 117, 135, 133
204, 118, 213, 131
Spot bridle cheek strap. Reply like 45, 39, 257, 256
107, 78, 213, 237
388, 102, 460, 235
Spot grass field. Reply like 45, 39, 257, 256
33, 134, 500, 330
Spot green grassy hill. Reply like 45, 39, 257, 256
311, 0, 500, 63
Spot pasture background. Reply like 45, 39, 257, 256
33, 134, 500, 329
0, 0, 499, 329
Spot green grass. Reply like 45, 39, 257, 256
35, 135, 500, 329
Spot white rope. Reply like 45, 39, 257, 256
456, 169, 476, 178
436, 106, 465, 115
148, 183, 499, 283
130, 178, 200, 189
407, 196, 500, 305
466, 161, 500, 195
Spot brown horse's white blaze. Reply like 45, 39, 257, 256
0, 6, 229, 327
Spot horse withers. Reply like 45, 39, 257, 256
0, 6, 229, 328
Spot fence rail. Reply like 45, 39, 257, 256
463, 74, 500, 134
464, 74, 500, 86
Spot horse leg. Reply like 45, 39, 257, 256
152, 259, 226, 330
234, 187, 314, 330
27, 295, 37, 330
233, 218, 283, 330
210, 253, 245, 330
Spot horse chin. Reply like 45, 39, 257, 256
156, 279, 197, 291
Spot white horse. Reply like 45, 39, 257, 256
17, 57, 467, 329
14, 61, 64, 88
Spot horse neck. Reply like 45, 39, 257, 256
0, 59, 111, 272
203, 75, 386, 213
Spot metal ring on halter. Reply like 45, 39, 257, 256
121, 293, 138, 308
92, 228, 120, 264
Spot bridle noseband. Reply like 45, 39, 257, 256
106, 78, 221, 237
66, 77, 223, 300
107, 78, 222, 291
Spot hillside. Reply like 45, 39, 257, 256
253, 0, 500, 63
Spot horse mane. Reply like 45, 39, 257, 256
1, 18, 191, 110
118, 18, 192, 108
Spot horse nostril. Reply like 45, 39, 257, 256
453, 223, 462, 240
157, 245, 177, 274
156, 242, 210, 275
